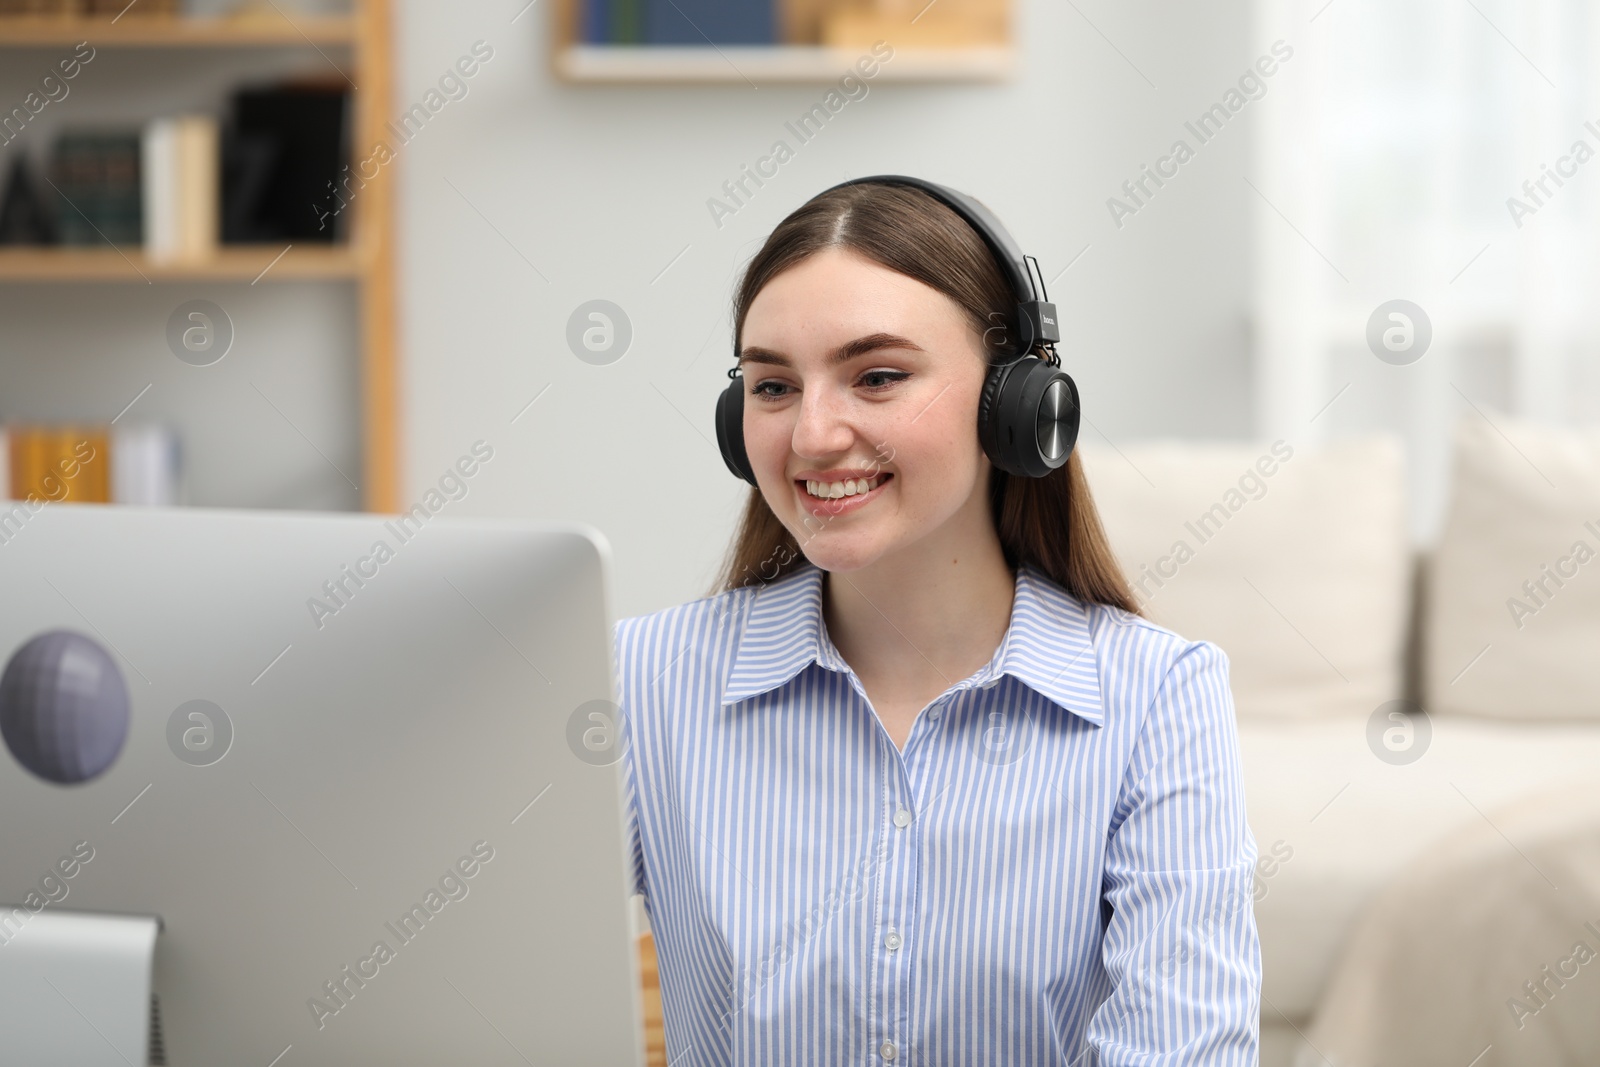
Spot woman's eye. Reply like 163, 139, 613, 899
860, 370, 909, 390
745, 369, 902, 398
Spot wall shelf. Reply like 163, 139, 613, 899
550, 0, 1014, 85
0, 245, 363, 282
553, 43, 1012, 84
0, 14, 356, 47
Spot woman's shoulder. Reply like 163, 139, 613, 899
613, 561, 822, 651
1078, 607, 1239, 762
610, 582, 764, 726
1032, 575, 1233, 704
1090, 599, 1222, 657
611, 581, 756, 665
1021, 562, 1224, 673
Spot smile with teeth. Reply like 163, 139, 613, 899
802, 474, 888, 499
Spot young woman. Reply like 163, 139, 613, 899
614, 178, 1261, 1065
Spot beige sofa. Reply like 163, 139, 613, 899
1081, 416, 1600, 1066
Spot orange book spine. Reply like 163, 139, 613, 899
10, 426, 44, 502
60, 425, 111, 503
7, 426, 111, 503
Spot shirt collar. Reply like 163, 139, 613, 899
719, 560, 1105, 727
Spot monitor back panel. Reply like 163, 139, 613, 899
0, 505, 642, 1067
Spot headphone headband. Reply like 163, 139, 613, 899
814, 174, 1062, 359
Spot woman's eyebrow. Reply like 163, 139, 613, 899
738, 332, 923, 368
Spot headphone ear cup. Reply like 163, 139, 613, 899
1035, 369, 1081, 473
715, 375, 758, 485
980, 357, 1080, 478
977, 358, 1011, 472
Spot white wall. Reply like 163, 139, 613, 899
393, 0, 1259, 622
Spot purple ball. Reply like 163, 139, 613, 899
0, 629, 130, 785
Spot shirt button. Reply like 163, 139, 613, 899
880, 1040, 897, 1060
884, 929, 902, 951
892, 807, 912, 829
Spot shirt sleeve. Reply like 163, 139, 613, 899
1084, 639, 1261, 1064
613, 619, 648, 901
622, 714, 648, 900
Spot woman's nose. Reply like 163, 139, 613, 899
789, 384, 856, 458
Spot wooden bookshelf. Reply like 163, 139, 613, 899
554, 43, 1012, 83
0, 1, 400, 514
638, 932, 666, 1066
0, 245, 362, 282
0, 13, 356, 47
551, 0, 1015, 84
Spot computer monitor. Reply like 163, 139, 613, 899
0, 504, 643, 1066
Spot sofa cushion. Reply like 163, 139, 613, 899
1236, 714, 1600, 1020
1426, 416, 1600, 719
1078, 436, 1408, 719
1303, 777, 1600, 1066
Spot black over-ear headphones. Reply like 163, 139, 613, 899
714, 174, 1080, 485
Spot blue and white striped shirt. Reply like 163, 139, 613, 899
613, 559, 1260, 1066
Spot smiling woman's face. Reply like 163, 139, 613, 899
739, 246, 995, 574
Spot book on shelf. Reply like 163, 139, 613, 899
589, 0, 642, 42
0, 0, 178, 14
108, 423, 182, 506
581, 0, 612, 43
47, 130, 142, 245
83, 0, 179, 12
0, 423, 181, 507
581, 0, 776, 44
142, 115, 220, 263
224, 83, 350, 244
0, 155, 56, 245
615, 0, 642, 43
642, 0, 775, 43
822, 0, 1008, 47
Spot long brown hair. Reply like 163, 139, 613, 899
710, 181, 1141, 616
